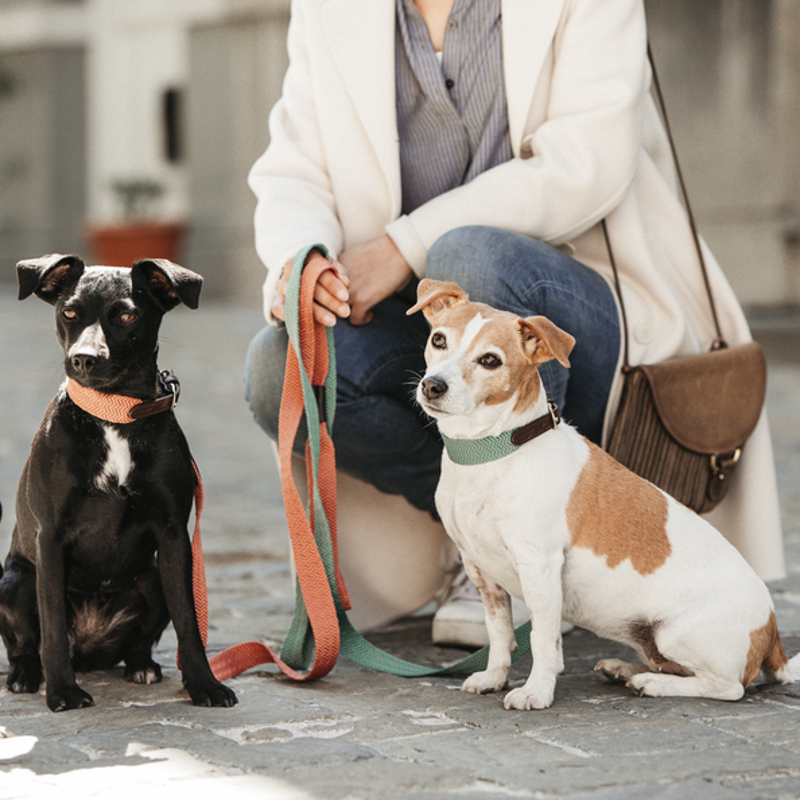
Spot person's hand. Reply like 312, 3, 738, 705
338, 235, 413, 325
271, 251, 351, 327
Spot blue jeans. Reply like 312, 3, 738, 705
244, 226, 620, 516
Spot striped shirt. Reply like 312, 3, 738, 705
395, 0, 513, 216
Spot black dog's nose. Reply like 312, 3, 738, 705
421, 376, 448, 401
71, 353, 98, 374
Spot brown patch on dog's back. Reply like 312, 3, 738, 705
567, 446, 671, 576
743, 611, 787, 686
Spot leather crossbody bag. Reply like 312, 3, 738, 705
604, 46, 767, 514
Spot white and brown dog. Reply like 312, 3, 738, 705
409, 279, 799, 710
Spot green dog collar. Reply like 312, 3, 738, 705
441, 402, 560, 466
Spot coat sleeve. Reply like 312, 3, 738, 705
386, 0, 649, 275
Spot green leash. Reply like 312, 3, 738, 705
278, 245, 532, 677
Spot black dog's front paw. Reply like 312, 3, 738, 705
185, 678, 238, 708
46, 683, 95, 712
124, 657, 163, 685
7, 657, 43, 694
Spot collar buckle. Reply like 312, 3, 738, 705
547, 401, 560, 430
158, 369, 180, 411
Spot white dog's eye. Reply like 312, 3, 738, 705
431, 332, 447, 349
478, 353, 502, 369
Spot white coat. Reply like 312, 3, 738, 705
249, 0, 785, 582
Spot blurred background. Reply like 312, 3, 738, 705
0, 0, 798, 311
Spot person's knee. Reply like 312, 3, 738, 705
426, 226, 501, 289
244, 325, 288, 440
426, 226, 551, 304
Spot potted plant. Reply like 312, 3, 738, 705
87, 178, 185, 266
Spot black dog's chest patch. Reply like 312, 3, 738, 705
95, 425, 134, 493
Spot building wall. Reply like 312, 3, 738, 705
85, 1, 192, 225
0, 46, 86, 272
773, 0, 800, 301
0, 0, 797, 313
646, 0, 792, 307
185, 9, 290, 304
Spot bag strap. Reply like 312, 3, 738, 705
604, 43, 725, 370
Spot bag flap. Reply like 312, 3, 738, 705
636, 341, 766, 454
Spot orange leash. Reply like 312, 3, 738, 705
189, 249, 348, 681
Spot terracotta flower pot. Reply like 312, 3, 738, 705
87, 221, 186, 266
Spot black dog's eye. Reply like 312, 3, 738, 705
478, 353, 502, 369
431, 332, 447, 349
62, 308, 77, 321
119, 312, 136, 323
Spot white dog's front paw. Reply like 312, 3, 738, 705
462, 669, 508, 695
628, 672, 663, 697
503, 684, 554, 711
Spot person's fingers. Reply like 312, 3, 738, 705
332, 259, 350, 285
317, 267, 350, 300
313, 302, 338, 327
313, 275, 350, 321
348, 301, 374, 326
271, 254, 353, 326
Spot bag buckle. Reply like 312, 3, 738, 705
710, 448, 741, 475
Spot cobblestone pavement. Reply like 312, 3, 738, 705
1, 287, 799, 800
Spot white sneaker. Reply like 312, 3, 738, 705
431, 568, 573, 648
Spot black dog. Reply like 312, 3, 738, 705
0, 254, 237, 711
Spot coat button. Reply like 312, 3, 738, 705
634, 321, 653, 344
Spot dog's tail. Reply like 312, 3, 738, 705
785, 652, 800, 682
766, 637, 799, 684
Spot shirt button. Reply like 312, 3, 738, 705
445, 78, 455, 90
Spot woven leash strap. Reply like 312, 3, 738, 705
187, 246, 349, 681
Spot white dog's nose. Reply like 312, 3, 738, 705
421, 376, 448, 401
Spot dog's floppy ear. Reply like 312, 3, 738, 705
17, 254, 86, 304
131, 259, 203, 311
519, 316, 575, 368
407, 279, 468, 321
